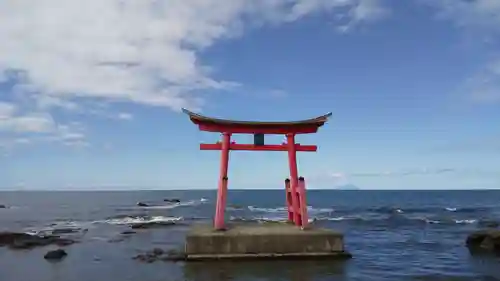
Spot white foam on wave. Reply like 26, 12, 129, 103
425, 218, 477, 224
24, 220, 89, 235
247, 206, 334, 213
326, 216, 346, 221
102, 216, 182, 225
455, 219, 477, 224
248, 206, 287, 212
445, 207, 457, 212
137, 198, 207, 209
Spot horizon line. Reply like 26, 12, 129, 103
0, 188, 498, 192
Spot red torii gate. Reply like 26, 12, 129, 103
183, 109, 332, 230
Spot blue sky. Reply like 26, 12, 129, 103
1, 0, 499, 190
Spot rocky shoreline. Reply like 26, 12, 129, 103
0, 232, 77, 250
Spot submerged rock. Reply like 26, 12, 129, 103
133, 248, 186, 263
44, 249, 67, 260
130, 221, 177, 229
0, 232, 76, 250
136, 202, 149, 207
51, 228, 82, 235
164, 198, 181, 203
466, 230, 500, 256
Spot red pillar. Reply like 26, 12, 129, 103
298, 177, 309, 228
214, 132, 231, 230
286, 133, 301, 226
285, 179, 293, 222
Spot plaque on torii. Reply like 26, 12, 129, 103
183, 108, 332, 230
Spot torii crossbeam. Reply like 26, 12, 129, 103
183, 108, 332, 230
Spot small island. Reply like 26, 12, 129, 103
335, 184, 361, 190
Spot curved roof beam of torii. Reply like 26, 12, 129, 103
181, 108, 332, 128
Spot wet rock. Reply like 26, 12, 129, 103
136, 202, 149, 207
0, 232, 77, 250
130, 221, 176, 229
133, 248, 186, 263
160, 249, 187, 262
44, 249, 67, 260
0, 205, 6, 209
164, 198, 181, 203
121, 230, 136, 235
133, 253, 156, 263
466, 230, 500, 256
52, 228, 81, 235
152, 248, 164, 256
0, 232, 33, 245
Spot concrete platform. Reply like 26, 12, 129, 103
184, 223, 350, 260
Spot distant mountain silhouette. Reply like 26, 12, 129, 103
335, 184, 361, 190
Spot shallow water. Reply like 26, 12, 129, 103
1, 190, 499, 281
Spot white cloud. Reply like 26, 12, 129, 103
419, 0, 500, 104
0, 102, 16, 118
0, 0, 389, 113
0, 112, 55, 133
117, 112, 134, 120
0, 0, 390, 152
465, 59, 500, 103
423, 0, 500, 32
36, 95, 79, 111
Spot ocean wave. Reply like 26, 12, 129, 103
230, 216, 316, 224
358, 206, 491, 215
101, 216, 182, 225
24, 220, 90, 236
133, 198, 207, 210
313, 215, 479, 225
247, 206, 334, 214
231, 214, 481, 226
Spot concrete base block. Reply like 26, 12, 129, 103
185, 223, 350, 260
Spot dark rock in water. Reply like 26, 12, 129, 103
136, 202, 149, 207
164, 198, 181, 203
478, 220, 499, 228
152, 248, 164, 256
0, 232, 77, 250
121, 230, 136, 235
466, 230, 500, 256
0, 205, 6, 209
44, 249, 67, 260
133, 248, 186, 263
130, 221, 176, 229
0, 232, 33, 246
52, 228, 80, 235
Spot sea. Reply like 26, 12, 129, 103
1, 190, 499, 281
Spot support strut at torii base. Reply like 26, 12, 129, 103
182, 108, 332, 230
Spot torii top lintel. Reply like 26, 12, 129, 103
182, 108, 332, 134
